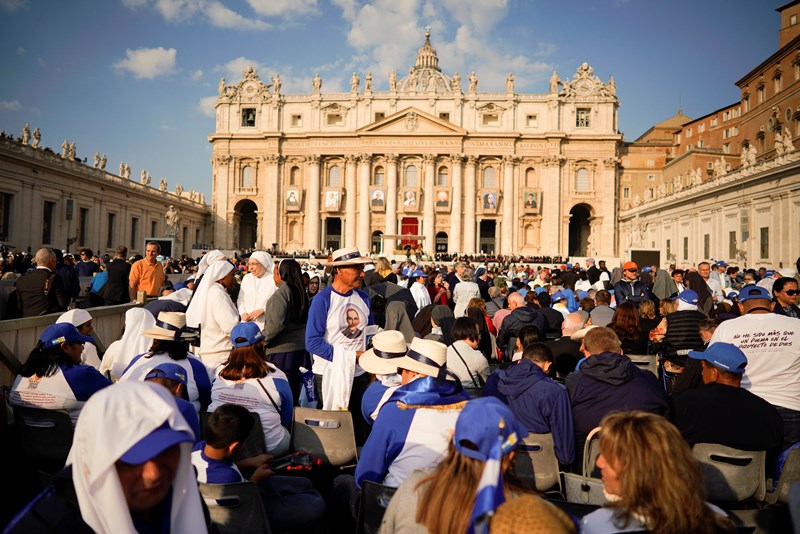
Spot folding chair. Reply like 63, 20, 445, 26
355, 480, 397, 534
692, 443, 766, 503
198, 481, 272, 534
626, 354, 658, 377
512, 432, 561, 492
767, 447, 800, 504
199, 410, 266, 461
290, 407, 358, 467
13, 405, 74, 471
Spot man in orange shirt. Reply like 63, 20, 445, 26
129, 242, 166, 300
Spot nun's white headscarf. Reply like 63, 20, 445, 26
67, 381, 206, 533
248, 251, 274, 274
196, 249, 226, 277
186, 261, 234, 328
101, 308, 157, 379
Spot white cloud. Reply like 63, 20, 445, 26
0, 0, 27, 12
331, 0, 555, 93
114, 47, 177, 79
0, 100, 22, 111
246, 0, 317, 17
197, 95, 217, 117
204, 2, 269, 30
121, 0, 310, 31
190, 68, 203, 81
215, 56, 268, 80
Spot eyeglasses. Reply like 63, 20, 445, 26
785, 289, 799, 296
625, 268, 638, 273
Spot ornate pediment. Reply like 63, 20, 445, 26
560, 63, 616, 100
219, 66, 271, 102
357, 107, 466, 135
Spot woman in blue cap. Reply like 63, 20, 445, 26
9, 322, 111, 425
380, 397, 573, 533
208, 322, 294, 455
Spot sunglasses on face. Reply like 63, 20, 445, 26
625, 268, 637, 273
785, 289, 799, 296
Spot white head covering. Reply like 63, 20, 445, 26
676, 299, 698, 312
160, 287, 193, 306
186, 261, 234, 328
56, 309, 92, 327
248, 251, 274, 274
67, 381, 206, 534
113, 308, 157, 374
196, 249, 226, 277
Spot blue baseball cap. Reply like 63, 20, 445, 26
642, 266, 652, 273
119, 421, 194, 464
39, 323, 93, 347
410, 269, 427, 278
145, 363, 189, 387
677, 289, 699, 305
454, 397, 526, 462
689, 342, 747, 374
726, 291, 739, 300
738, 285, 771, 302
716, 261, 728, 267
551, 291, 565, 303
230, 322, 264, 348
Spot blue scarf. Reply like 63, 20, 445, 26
387, 376, 468, 407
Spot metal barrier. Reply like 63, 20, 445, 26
0, 303, 142, 388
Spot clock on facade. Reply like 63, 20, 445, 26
576, 79, 594, 96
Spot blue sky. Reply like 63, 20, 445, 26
0, 0, 779, 200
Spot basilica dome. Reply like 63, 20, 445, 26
396, 31, 455, 93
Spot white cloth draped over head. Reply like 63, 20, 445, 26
101, 308, 157, 380
237, 252, 278, 330
196, 249, 226, 277
249, 251, 274, 274
676, 299, 698, 312
160, 287, 194, 306
186, 261, 234, 328
67, 381, 207, 534
56, 309, 101, 369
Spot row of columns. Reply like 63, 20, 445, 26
299, 153, 525, 254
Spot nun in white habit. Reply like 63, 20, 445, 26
6, 380, 207, 533
100, 307, 157, 380
237, 251, 277, 331
186, 260, 239, 368
56, 309, 102, 370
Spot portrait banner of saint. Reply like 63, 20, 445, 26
403, 190, 417, 212
370, 189, 385, 212
435, 190, 450, 212
483, 192, 498, 213
286, 189, 303, 212
324, 190, 341, 212
523, 190, 540, 213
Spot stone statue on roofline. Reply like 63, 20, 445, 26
389, 70, 397, 91
783, 128, 793, 152
100, 154, 106, 170
365, 72, 372, 91
550, 71, 560, 93
93, 152, 100, 168
452, 71, 461, 92
350, 72, 360, 92
468, 72, 478, 93
313, 73, 321, 93
218, 77, 226, 96
272, 74, 281, 95
159, 177, 168, 191
32, 127, 40, 148
68, 142, 76, 161
22, 124, 30, 145
62, 140, 69, 158
506, 72, 514, 93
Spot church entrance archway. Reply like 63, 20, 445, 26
479, 220, 496, 254
371, 231, 383, 254
324, 218, 342, 251
568, 204, 592, 257
435, 232, 448, 254
234, 199, 258, 250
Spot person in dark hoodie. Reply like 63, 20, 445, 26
566, 326, 668, 468
488, 343, 575, 466
497, 292, 546, 356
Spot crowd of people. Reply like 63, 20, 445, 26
4, 244, 800, 532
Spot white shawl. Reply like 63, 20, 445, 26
101, 308, 157, 380
237, 255, 277, 330
67, 381, 207, 534
186, 261, 234, 328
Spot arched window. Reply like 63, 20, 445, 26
373, 166, 385, 186
328, 165, 341, 187
525, 168, 535, 187
241, 165, 254, 188
289, 166, 300, 186
575, 167, 589, 191
437, 167, 449, 187
482, 166, 496, 189
404, 165, 418, 187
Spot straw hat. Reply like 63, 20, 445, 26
142, 312, 198, 341
322, 247, 374, 267
570, 324, 598, 341
394, 337, 448, 378
359, 330, 408, 375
